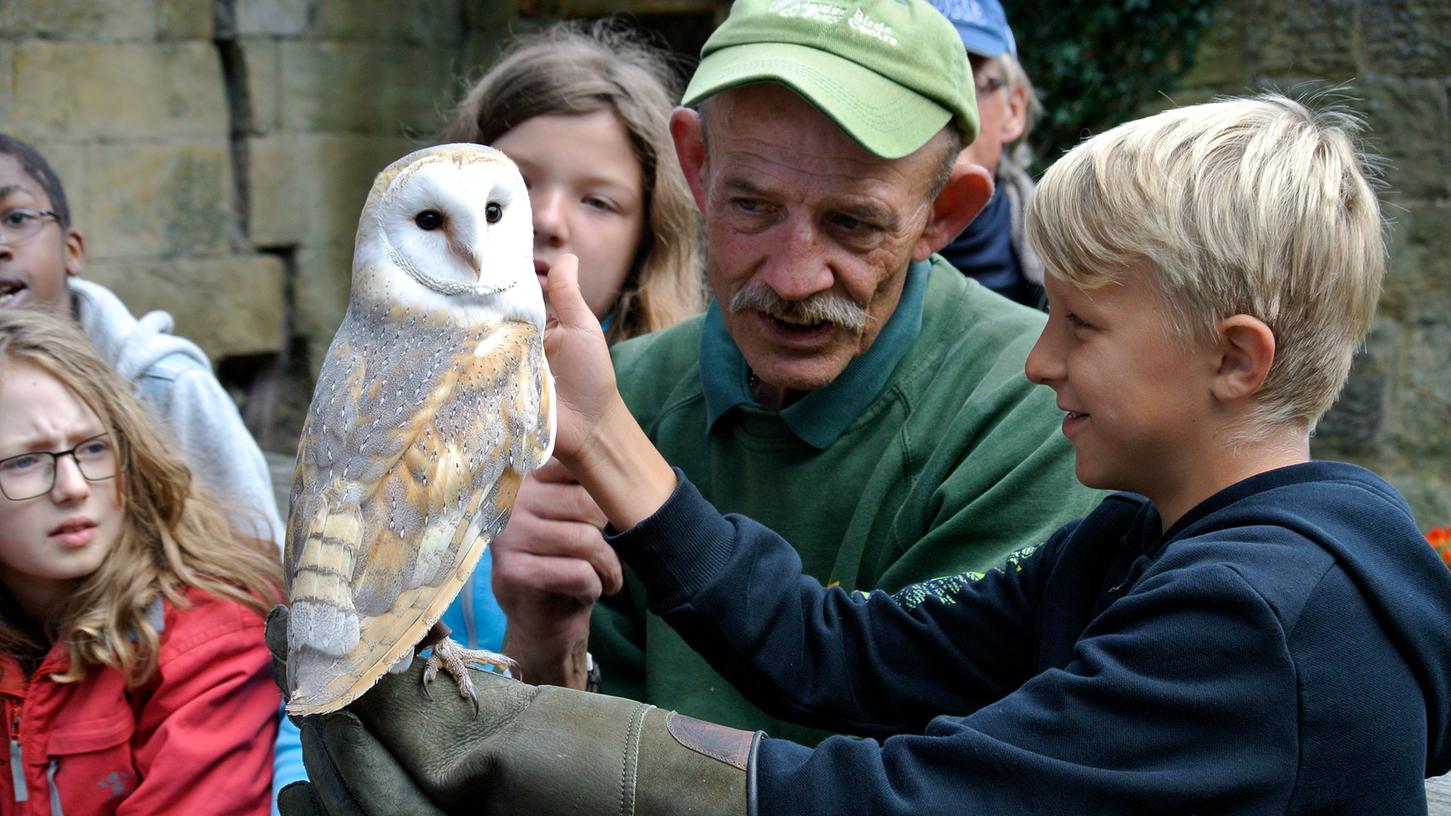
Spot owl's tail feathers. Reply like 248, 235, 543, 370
286, 498, 364, 712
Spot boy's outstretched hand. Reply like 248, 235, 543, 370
539, 253, 619, 467
542, 254, 676, 531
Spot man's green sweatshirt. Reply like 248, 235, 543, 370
593, 257, 1100, 744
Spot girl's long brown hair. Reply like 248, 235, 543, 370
0, 309, 282, 687
443, 19, 706, 343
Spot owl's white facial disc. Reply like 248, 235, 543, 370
364, 146, 544, 326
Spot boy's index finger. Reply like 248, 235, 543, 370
544, 254, 597, 333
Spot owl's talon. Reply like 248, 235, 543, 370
424, 638, 514, 718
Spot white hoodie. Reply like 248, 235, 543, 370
69, 278, 284, 549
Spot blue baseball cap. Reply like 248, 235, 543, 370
930, 0, 1017, 60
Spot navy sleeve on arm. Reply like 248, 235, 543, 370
754, 563, 1298, 815
607, 473, 1055, 736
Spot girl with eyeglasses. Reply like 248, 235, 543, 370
0, 308, 282, 814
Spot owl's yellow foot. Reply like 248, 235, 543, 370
422, 638, 518, 717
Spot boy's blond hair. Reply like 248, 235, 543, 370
1026, 92, 1385, 433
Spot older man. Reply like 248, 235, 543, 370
273, 0, 1098, 811
487, 0, 1096, 748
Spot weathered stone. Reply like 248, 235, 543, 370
235, 0, 314, 37
1178, 3, 1250, 89
84, 253, 285, 360
0, 0, 157, 40
278, 41, 459, 134
1379, 202, 1451, 324
1314, 330, 1389, 457
1387, 467, 1451, 531
248, 132, 414, 249
1361, 0, 1451, 79
462, 0, 519, 32
0, 43, 16, 135
240, 37, 281, 134
157, 0, 214, 40
1247, 0, 1360, 78
1360, 75, 1450, 201
293, 244, 354, 375
308, 0, 468, 44
1387, 323, 1451, 459
81, 142, 233, 259
11, 42, 226, 140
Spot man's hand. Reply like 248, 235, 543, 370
493, 458, 622, 687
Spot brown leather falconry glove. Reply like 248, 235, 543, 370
266, 605, 758, 816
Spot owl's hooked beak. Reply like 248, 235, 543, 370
449, 237, 483, 277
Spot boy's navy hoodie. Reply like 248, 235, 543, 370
610, 461, 1451, 813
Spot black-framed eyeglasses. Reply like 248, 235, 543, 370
0, 433, 120, 501
974, 77, 1007, 98
0, 208, 61, 246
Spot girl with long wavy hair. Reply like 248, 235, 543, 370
443, 19, 706, 344
0, 308, 282, 814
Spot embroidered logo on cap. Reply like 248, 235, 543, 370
849, 8, 898, 45
770, 0, 848, 24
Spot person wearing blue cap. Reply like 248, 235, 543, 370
931, 0, 1047, 310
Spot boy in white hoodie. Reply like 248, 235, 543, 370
0, 132, 283, 548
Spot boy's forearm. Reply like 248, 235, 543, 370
564, 393, 677, 533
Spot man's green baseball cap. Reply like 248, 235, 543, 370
682, 0, 979, 159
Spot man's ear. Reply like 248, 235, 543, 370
913, 155, 993, 262
1212, 314, 1276, 403
669, 107, 708, 213
63, 227, 86, 278
1001, 84, 1029, 145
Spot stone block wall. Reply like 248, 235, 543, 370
1160, 0, 1451, 527
0, 0, 515, 451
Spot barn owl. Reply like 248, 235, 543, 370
283, 143, 554, 716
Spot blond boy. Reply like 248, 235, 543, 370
274, 94, 1451, 815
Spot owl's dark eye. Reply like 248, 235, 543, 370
414, 210, 444, 231
485, 202, 503, 224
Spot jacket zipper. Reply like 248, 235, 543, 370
46, 759, 63, 815
10, 707, 27, 802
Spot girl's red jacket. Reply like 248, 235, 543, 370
0, 588, 278, 815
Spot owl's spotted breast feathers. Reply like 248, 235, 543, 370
287, 312, 551, 714
285, 142, 551, 716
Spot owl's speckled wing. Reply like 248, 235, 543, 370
283, 299, 554, 716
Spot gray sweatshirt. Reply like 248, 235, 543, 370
69, 278, 284, 549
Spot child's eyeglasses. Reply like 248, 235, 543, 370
0, 433, 120, 501
0, 208, 61, 246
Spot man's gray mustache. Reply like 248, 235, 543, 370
728, 282, 869, 334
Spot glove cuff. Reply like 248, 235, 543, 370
634, 707, 752, 816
